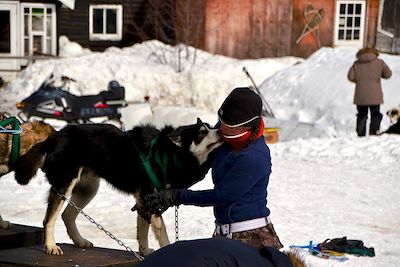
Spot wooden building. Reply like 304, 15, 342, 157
203, 0, 398, 58
0, 0, 146, 80
1, 0, 399, 81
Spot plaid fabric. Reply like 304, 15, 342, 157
213, 223, 283, 250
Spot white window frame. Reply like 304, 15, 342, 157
0, 1, 19, 72
20, 3, 57, 57
334, 0, 366, 47
89, 4, 123, 41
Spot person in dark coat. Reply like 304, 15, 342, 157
347, 45, 392, 136
145, 87, 282, 250
137, 238, 302, 267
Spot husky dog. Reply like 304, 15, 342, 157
12, 119, 223, 255
0, 113, 55, 228
381, 106, 400, 134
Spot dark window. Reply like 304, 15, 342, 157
347, 17, 353, 27
347, 4, 354, 15
355, 4, 361, 15
0, 11, 10, 53
339, 30, 344, 40
340, 4, 345, 14
106, 9, 117, 34
355, 17, 360, 27
93, 9, 103, 33
354, 30, 360, 40
346, 30, 352, 40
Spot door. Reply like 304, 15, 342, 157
334, 0, 366, 47
20, 3, 56, 60
0, 2, 19, 72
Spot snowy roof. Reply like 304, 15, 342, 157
59, 0, 75, 10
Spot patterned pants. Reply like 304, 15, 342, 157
213, 223, 283, 250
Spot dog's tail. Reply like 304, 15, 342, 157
11, 142, 46, 185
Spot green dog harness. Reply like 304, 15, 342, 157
0, 116, 22, 163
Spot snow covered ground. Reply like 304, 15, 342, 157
0, 39, 399, 266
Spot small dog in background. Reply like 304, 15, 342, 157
0, 112, 55, 228
380, 106, 400, 134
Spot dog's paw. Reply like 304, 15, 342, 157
0, 165, 9, 175
74, 238, 93, 249
139, 248, 155, 256
45, 244, 64, 255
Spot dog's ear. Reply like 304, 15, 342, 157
168, 129, 182, 147
196, 117, 203, 125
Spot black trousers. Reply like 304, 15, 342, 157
356, 105, 382, 136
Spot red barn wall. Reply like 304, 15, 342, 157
203, 0, 380, 59
290, 0, 335, 57
204, 0, 293, 59
365, 0, 379, 45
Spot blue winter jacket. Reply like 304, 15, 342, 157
180, 137, 271, 224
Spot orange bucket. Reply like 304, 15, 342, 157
263, 127, 280, 144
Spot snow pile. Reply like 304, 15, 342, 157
260, 47, 400, 135
59, 36, 92, 57
0, 40, 399, 267
0, 39, 300, 117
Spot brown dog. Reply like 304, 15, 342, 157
0, 113, 55, 228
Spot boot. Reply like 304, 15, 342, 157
370, 112, 383, 135
356, 106, 368, 137
356, 115, 367, 137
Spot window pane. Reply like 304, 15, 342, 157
346, 30, 352, 40
106, 9, 117, 34
355, 17, 361, 27
46, 38, 51, 54
33, 35, 42, 54
24, 14, 29, 35
32, 8, 44, 15
339, 30, 344, 40
339, 17, 345, 27
347, 4, 354, 15
24, 38, 29, 56
47, 15, 52, 36
340, 4, 346, 14
0, 11, 11, 53
354, 30, 360, 40
93, 9, 103, 33
47, 8, 52, 14
347, 17, 353, 27
24, 7, 29, 14
32, 11, 44, 31
355, 4, 361, 15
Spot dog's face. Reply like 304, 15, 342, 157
386, 107, 400, 123
168, 118, 223, 165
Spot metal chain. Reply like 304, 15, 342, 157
175, 206, 179, 242
54, 190, 144, 261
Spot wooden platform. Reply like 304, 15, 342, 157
0, 243, 140, 267
0, 224, 43, 250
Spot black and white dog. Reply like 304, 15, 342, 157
381, 106, 400, 134
12, 119, 223, 256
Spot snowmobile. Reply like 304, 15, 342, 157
16, 75, 143, 128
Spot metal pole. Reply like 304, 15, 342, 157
242, 67, 275, 118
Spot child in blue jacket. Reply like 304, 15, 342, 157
145, 87, 282, 249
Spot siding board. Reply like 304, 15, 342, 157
205, 0, 292, 58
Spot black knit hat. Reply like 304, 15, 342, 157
218, 87, 262, 128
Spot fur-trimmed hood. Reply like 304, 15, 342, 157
356, 46, 379, 63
